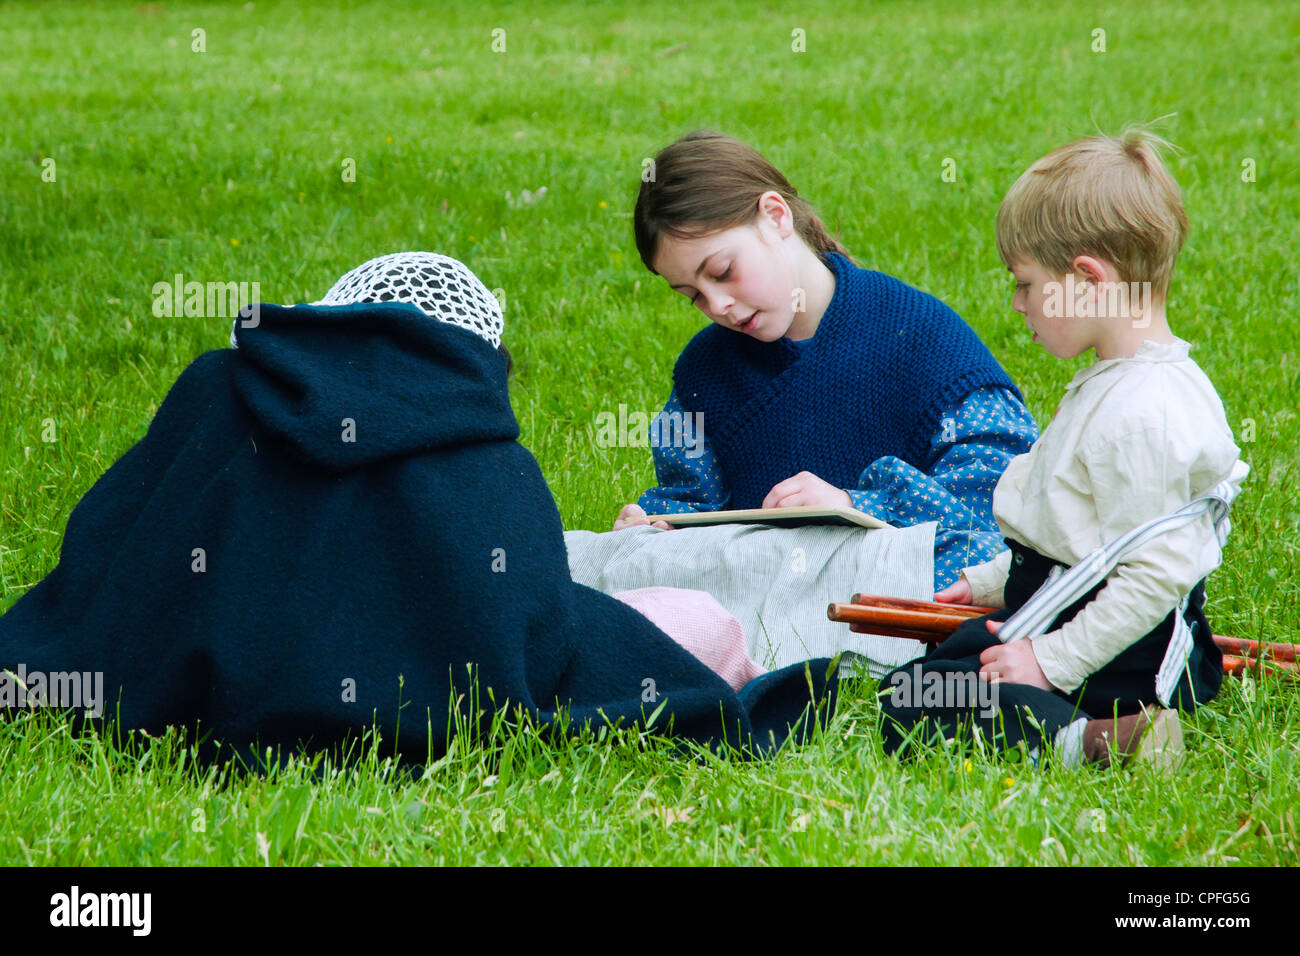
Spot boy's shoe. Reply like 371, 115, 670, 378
1083, 706, 1185, 770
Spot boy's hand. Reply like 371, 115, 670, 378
979, 625, 1053, 690
935, 576, 974, 604
761, 471, 853, 510
613, 504, 673, 531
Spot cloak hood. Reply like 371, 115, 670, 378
232, 302, 517, 471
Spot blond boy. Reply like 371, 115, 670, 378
879, 129, 1248, 767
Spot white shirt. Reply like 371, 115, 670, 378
961, 337, 1248, 692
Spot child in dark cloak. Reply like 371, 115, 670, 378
0, 252, 834, 766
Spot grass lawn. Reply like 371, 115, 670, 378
1, 0, 1296, 865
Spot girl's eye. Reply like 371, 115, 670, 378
686, 266, 732, 303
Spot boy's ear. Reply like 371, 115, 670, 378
1071, 254, 1113, 286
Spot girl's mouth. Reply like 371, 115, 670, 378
737, 311, 758, 331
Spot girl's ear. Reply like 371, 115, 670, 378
755, 190, 794, 238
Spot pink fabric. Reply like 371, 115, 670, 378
611, 586, 767, 692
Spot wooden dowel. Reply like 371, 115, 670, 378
1222, 655, 1248, 675
827, 603, 976, 634
1212, 636, 1297, 664
831, 597, 1297, 677
846, 622, 944, 643
1222, 655, 1294, 676
850, 593, 996, 617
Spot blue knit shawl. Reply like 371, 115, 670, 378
672, 252, 1022, 510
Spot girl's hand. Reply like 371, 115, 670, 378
978, 632, 1053, 690
934, 576, 974, 605
613, 504, 672, 531
760, 471, 853, 510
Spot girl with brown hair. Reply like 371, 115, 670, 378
612, 129, 1038, 596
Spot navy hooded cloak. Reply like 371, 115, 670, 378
0, 301, 837, 764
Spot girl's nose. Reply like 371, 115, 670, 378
701, 288, 733, 320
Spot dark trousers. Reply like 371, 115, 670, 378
878, 538, 1224, 757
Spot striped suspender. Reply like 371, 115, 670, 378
998, 478, 1240, 706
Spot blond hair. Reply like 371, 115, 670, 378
995, 126, 1189, 299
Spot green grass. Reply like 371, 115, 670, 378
1, 0, 1297, 866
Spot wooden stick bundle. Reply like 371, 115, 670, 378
827, 593, 1296, 675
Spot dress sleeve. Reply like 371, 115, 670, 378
1029, 426, 1240, 693
635, 387, 731, 515
846, 385, 1039, 592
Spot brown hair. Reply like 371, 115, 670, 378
634, 129, 852, 273
995, 125, 1189, 300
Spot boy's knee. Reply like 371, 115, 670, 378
930, 614, 1002, 662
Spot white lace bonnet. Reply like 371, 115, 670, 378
231, 252, 504, 348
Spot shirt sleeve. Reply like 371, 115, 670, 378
846, 385, 1039, 593
1029, 426, 1240, 693
634, 388, 731, 515
962, 549, 1013, 609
